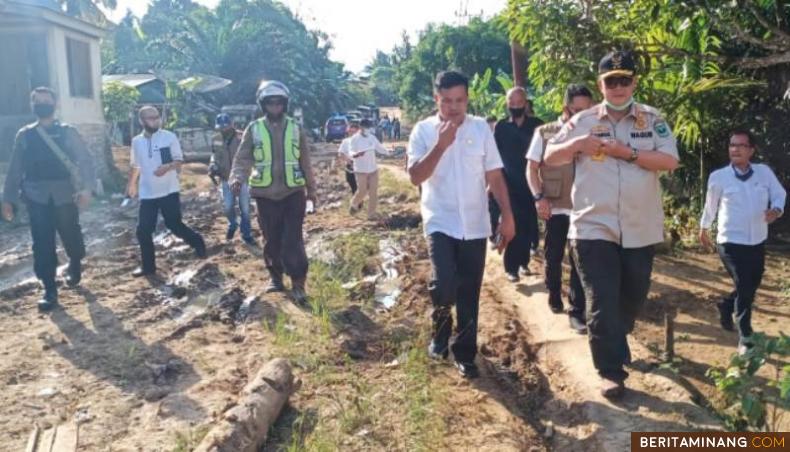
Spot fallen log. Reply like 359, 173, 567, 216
194, 358, 297, 452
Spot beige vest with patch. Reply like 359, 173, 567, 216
538, 122, 574, 210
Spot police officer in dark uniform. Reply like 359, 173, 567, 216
2, 87, 95, 311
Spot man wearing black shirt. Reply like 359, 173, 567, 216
494, 87, 543, 282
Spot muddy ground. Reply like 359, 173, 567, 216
0, 142, 787, 451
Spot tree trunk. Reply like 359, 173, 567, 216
194, 358, 297, 452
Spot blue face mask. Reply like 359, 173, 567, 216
604, 97, 634, 111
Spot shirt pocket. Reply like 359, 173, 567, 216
753, 183, 770, 210
461, 140, 486, 175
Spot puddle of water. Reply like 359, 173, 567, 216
374, 239, 405, 309
176, 288, 224, 324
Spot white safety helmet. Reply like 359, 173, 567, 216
256, 80, 290, 103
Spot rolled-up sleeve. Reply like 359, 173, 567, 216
231, 125, 255, 184
2, 131, 25, 205
766, 167, 787, 213
170, 133, 184, 161
652, 116, 679, 159
406, 123, 428, 170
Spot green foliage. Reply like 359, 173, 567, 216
706, 333, 790, 431
101, 81, 140, 124
468, 68, 513, 119
503, 0, 790, 230
388, 17, 512, 120
104, 0, 364, 128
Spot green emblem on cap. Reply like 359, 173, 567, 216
654, 120, 669, 138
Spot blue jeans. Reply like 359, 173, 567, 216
221, 181, 252, 239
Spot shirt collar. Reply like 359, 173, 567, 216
597, 102, 638, 120
732, 163, 752, 176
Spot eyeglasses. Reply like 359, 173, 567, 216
729, 143, 752, 149
603, 76, 633, 89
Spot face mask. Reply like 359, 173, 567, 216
144, 125, 160, 134
509, 107, 526, 118
604, 97, 634, 111
33, 103, 55, 118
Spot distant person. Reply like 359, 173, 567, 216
700, 130, 786, 355
526, 83, 593, 333
230, 81, 317, 304
344, 118, 387, 221
378, 115, 392, 141
408, 70, 515, 379
494, 87, 543, 282
392, 117, 401, 140
2, 87, 95, 311
545, 51, 679, 399
211, 113, 254, 245
337, 120, 361, 195
127, 105, 207, 277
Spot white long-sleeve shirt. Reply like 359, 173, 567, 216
700, 163, 786, 245
341, 132, 385, 173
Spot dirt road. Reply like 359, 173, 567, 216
0, 142, 787, 450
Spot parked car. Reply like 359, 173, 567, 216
324, 116, 349, 142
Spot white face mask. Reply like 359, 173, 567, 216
604, 97, 634, 111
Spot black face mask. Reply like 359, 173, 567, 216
33, 103, 55, 119
509, 107, 526, 119
144, 125, 159, 134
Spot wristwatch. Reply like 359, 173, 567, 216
534, 192, 545, 202
628, 147, 639, 162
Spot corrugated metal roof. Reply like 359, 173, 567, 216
102, 74, 161, 88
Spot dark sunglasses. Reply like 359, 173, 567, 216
603, 76, 633, 89
264, 98, 286, 106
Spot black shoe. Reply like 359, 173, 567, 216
265, 279, 285, 293
506, 272, 520, 283
520, 266, 532, 276
427, 341, 449, 360
569, 316, 587, 335
717, 301, 735, 331
37, 286, 58, 312
548, 292, 564, 314
65, 260, 81, 287
132, 267, 155, 278
454, 361, 479, 379
225, 227, 237, 241
600, 377, 625, 399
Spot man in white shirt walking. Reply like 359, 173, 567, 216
127, 106, 206, 277
344, 118, 387, 220
408, 70, 515, 379
699, 130, 786, 354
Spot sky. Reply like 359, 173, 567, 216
102, 0, 507, 73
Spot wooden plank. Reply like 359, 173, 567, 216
38, 427, 56, 452
50, 422, 79, 452
24, 425, 40, 452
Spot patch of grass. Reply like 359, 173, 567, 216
326, 233, 380, 282
402, 339, 447, 451
264, 312, 299, 349
379, 168, 418, 203
172, 424, 210, 452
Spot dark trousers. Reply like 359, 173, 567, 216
503, 195, 537, 274
26, 199, 85, 288
345, 164, 357, 194
488, 194, 500, 241
428, 232, 487, 363
572, 239, 655, 381
137, 192, 205, 272
255, 191, 309, 280
718, 242, 765, 345
544, 214, 585, 320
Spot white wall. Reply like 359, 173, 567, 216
48, 27, 105, 125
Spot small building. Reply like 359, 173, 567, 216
102, 74, 167, 144
0, 0, 108, 177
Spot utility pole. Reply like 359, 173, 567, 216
511, 41, 528, 88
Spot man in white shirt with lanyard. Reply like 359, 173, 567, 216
699, 129, 786, 355
127, 105, 206, 277
344, 118, 388, 220
408, 70, 515, 379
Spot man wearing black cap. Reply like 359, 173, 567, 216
544, 51, 679, 398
